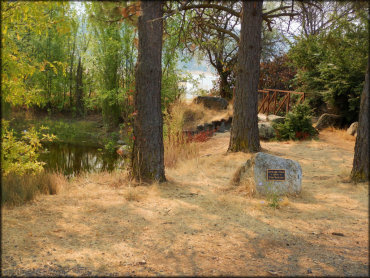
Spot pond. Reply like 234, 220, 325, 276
39, 142, 125, 177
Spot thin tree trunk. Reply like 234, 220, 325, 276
69, 36, 76, 110
219, 70, 232, 100
228, 1, 263, 153
351, 57, 369, 182
132, 1, 165, 182
75, 57, 84, 117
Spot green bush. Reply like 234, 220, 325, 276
104, 140, 116, 155
1, 120, 55, 176
273, 104, 318, 141
288, 16, 368, 124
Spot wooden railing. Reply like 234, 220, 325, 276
258, 89, 305, 115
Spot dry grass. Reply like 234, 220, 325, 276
164, 140, 199, 168
123, 187, 142, 202
163, 100, 234, 168
179, 101, 233, 130
1, 129, 369, 276
164, 102, 201, 168
322, 126, 356, 142
1, 171, 67, 207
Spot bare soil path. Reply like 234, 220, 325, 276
2, 130, 368, 276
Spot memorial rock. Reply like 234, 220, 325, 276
233, 152, 302, 196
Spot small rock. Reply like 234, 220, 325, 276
258, 122, 275, 139
332, 232, 344, 236
258, 113, 268, 122
138, 260, 146, 265
196, 125, 204, 132
267, 270, 278, 275
346, 122, 358, 136
267, 114, 285, 124
217, 121, 226, 133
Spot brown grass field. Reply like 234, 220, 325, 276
1, 128, 368, 276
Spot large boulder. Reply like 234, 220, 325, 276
258, 122, 275, 140
267, 114, 285, 124
315, 113, 343, 130
233, 152, 302, 196
193, 96, 228, 110
347, 122, 358, 136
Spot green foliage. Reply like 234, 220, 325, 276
267, 194, 280, 209
1, 120, 55, 176
2, 2, 72, 110
273, 104, 318, 141
104, 140, 116, 155
161, 12, 189, 109
103, 131, 119, 154
288, 16, 368, 123
85, 2, 139, 126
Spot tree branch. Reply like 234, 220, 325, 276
202, 22, 240, 43
179, 3, 240, 18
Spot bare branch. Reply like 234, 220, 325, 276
179, 3, 240, 18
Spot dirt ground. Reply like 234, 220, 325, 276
1, 129, 368, 276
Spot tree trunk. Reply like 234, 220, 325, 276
228, 1, 263, 153
351, 57, 369, 182
132, 1, 165, 182
69, 37, 76, 110
219, 70, 232, 100
75, 57, 84, 117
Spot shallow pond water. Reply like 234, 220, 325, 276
39, 142, 125, 176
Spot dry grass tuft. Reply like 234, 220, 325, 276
1, 171, 68, 206
322, 126, 355, 142
239, 176, 257, 197
230, 160, 256, 197
47, 172, 68, 194
231, 165, 244, 185
108, 171, 129, 188
164, 102, 200, 168
123, 186, 142, 202
280, 196, 290, 207
81, 171, 128, 188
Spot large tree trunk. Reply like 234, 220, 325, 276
228, 1, 263, 153
351, 57, 369, 182
75, 57, 84, 117
132, 1, 165, 182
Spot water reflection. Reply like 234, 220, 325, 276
39, 142, 125, 176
